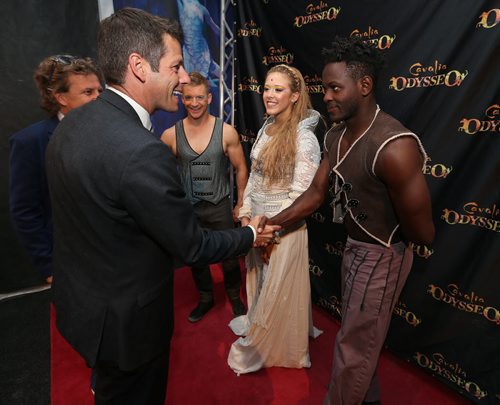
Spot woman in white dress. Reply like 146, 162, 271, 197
227, 64, 322, 374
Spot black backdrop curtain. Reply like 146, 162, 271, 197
235, 1, 500, 402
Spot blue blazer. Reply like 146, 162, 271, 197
9, 116, 59, 279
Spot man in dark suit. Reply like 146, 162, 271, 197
9, 55, 102, 284
46, 8, 277, 404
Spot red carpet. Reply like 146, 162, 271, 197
51, 265, 469, 404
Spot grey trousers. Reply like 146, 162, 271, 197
325, 237, 413, 405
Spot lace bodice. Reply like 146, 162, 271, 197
239, 110, 321, 218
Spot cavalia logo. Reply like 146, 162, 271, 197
350, 26, 396, 50
262, 45, 294, 66
239, 129, 257, 145
422, 156, 453, 179
237, 76, 262, 94
458, 104, 500, 135
309, 257, 324, 277
237, 20, 262, 38
325, 241, 344, 257
476, 8, 500, 29
317, 294, 342, 318
393, 301, 421, 327
293, 1, 340, 28
389, 60, 468, 92
408, 242, 434, 259
304, 74, 324, 94
414, 352, 488, 399
441, 202, 500, 233
427, 283, 500, 325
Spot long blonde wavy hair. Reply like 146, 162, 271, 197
256, 64, 312, 187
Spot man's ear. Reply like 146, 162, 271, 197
129, 53, 147, 82
359, 75, 373, 96
207, 92, 212, 104
53, 92, 68, 109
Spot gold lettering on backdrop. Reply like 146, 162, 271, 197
409, 61, 447, 75
393, 301, 422, 327
239, 129, 256, 145
262, 46, 294, 66
422, 157, 453, 179
427, 283, 500, 325
318, 295, 342, 317
441, 201, 500, 233
306, 1, 328, 14
238, 76, 263, 94
293, 2, 341, 28
237, 20, 263, 37
389, 60, 468, 91
350, 26, 396, 50
408, 242, 434, 259
476, 8, 500, 28
304, 74, 324, 94
413, 352, 488, 399
458, 104, 500, 135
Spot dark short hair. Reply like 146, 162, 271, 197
34, 55, 102, 116
98, 7, 183, 85
322, 36, 385, 84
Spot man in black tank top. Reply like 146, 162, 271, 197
161, 72, 249, 322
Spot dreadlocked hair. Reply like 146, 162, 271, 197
257, 64, 312, 188
322, 36, 386, 85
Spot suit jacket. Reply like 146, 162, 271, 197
9, 116, 59, 279
46, 89, 253, 370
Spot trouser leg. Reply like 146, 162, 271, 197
94, 346, 170, 405
222, 257, 242, 299
193, 198, 240, 302
325, 240, 413, 405
190, 265, 214, 301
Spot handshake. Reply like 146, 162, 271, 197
245, 216, 279, 247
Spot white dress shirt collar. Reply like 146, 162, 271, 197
107, 86, 153, 130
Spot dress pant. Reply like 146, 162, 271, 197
191, 198, 242, 301
325, 238, 413, 405
94, 345, 170, 405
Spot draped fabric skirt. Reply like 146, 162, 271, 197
227, 225, 322, 374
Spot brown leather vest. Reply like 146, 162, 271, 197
325, 109, 427, 247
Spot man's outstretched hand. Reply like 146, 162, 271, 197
256, 216, 274, 234
248, 216, 280, 247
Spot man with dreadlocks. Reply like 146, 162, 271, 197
262, 37, 435, 404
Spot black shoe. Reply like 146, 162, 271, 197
230, 298, 246, 317
188, 300, 214, 322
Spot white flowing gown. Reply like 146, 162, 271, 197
228, 110, 323, 374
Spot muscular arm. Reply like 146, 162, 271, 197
160, 125, 177, 155
376, 137, 435, 245
224, 124, 248, 219
270, 158, 330, 228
